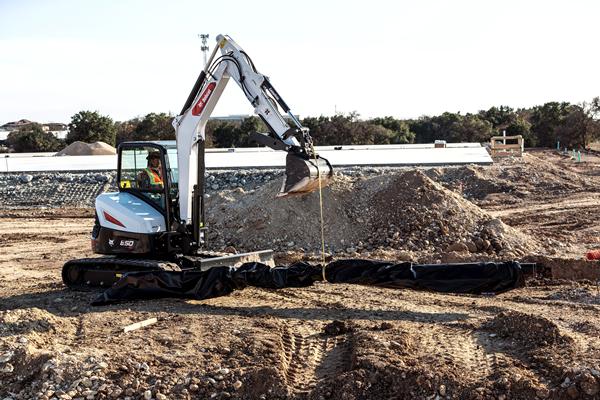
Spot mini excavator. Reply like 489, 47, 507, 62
62, 34, 333, 288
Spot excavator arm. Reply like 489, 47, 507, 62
173, 34, 332, 247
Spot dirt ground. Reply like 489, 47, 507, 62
3, 150, 600, 399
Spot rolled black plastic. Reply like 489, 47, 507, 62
91, 260, 524, 306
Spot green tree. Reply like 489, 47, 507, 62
7, 123, 64, 152
408, 116, 438, 144
449, 114, 493, 142
115, 118, 140, 144
132, 112, 174, 141
506, 116, 534, 146
67, 111, 116, 145
555, 98, 600, 148
212, 122, 241, 148
529, 102, 571, 147
409, 113, 492, 143
478, 106, 516, 130
369, 116, 415, 144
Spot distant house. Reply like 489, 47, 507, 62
0, 119, 34, 131
0, 119, 68, 140
44, 122, 69, 139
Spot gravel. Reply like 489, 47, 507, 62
0, 167, 404, 209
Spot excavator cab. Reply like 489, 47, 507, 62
116, 142, 181, 234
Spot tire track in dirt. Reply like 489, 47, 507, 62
414, 322, 554, 390
416, 325, 491, 380
277, 324, 353, 396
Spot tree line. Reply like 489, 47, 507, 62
4, 97, 599, 152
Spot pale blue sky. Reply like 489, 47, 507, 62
1, 0, 598, 124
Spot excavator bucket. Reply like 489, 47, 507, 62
279, 152, 333, 197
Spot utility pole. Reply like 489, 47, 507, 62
199, 34, 210, 67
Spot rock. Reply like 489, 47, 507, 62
579, 372, 599, 396
441, 251, 468, 263
97, 361, 108, 370
566, 385, 579, 399
1, 363, 14, 373
446, 242, 469, 253
223, 246, 237, 254
20, 174, 33, 183
233, 380, 242, 390
481, 239, 491, 251
156, 394, 167, 400
465, 240, 478, 253
143, 390, 152, 400
536, 387, 550, 398
189, 384, 199, 392
211, 184, 220, 190
438, 385, 446, 396
323, 320, 349, 336
0, 351, 13, 363
396, 251, 415, 262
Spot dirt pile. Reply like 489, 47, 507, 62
426, 165, 514, 200
207, 170, 537, 257
56, 141, 116, 156
206, 174, 366, 254
365, 171, 533, 256
544, 286, 600, 304
426, 152, 600, 206
484, 310, 573, 347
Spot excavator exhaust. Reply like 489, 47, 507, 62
279, 152, 333, 197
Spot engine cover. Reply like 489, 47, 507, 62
93, 192, 168, 255
96, 192, 166, 234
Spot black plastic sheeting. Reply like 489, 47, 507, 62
91, 260, 524, 306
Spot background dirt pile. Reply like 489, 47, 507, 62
56, 141, 116, 156
427, 152, 600, 205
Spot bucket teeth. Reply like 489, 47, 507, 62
279, 153, 333, 197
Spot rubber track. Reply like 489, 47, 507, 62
62, 257, 181, 290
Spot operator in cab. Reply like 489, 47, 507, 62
137, 151, 164, 190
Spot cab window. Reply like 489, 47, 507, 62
120, 147, 166, 209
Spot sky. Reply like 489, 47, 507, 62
0, 0, 598, 124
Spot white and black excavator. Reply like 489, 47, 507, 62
62, 34, 333, 288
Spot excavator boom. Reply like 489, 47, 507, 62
173, 34, 333, 242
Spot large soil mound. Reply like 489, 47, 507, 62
206, 170, 536, 257
56, 141, 116, 156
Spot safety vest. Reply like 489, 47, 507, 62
144, 168, 163, 186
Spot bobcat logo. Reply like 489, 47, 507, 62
108, 238, 115, 247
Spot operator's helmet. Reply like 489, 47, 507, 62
146, 151, 161, 161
